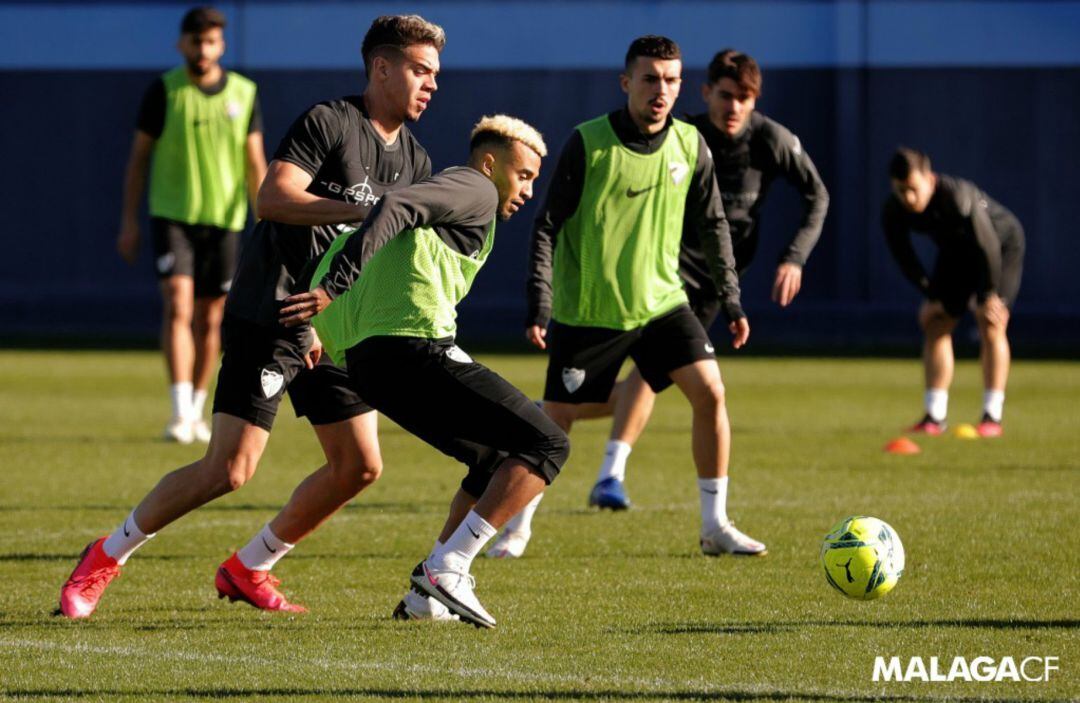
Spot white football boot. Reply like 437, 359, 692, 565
392, 586, 459, 621
484, 530, 531, 559
410, 560, 496, 629
163, 417, 194, 444
191, 418, 212, 443
700, 522, 768, 557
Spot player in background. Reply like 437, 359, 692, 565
59, 15, 444, 618
883, 147, 1024, 437
489, 50, 828, 549
117, 6, 267, 444
280, 115, 567, 629
489, 36, 767, 561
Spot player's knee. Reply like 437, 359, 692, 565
339, 457, 382, 491
919, 309, 951, 335
691, 379, 726, 415
542, 402, 577, 433
218, 449, 259, 493
534, 426, 571, 476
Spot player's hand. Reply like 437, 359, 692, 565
117, 221, 140, 265
981, 294, 1009, 328
526, 325, 547, 350
729, 316, 750, 350
306, 327, 324, 369
280, 287, 331, 327
772, 263, 803, 307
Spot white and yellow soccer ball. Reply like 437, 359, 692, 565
820, 516, 905, 600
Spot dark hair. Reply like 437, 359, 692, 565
707, 49, 762, 97
889, 147, 932, 180
180, 6, 226, 35
624, 35, 681, 71
361, 15, 446, 74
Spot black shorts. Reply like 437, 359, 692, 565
346, 336, 570, 498
686, 285, 722, 332
930, 236, 1024, 318
212, 314, 372, 431
543, 305, 715, 403
151, 217, 240, 298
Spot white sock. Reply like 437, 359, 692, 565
170, 382, 194, 421
237, 524, 294, 571
501, 492, 543, 536
191, 389, 209, 420
983, 390, 1005, 422
428, 539, 444, 559
925, 388, 948, 422
430, 511, 496, 572
596, 440, 632, 483
698, 476, 730, 534
102, 511, 156, 565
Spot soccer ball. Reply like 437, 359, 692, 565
820, 516, 905, 600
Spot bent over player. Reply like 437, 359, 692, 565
884, 147, 1024, 437
281, 116, 568, 628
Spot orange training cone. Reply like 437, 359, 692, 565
884, 436, 920, 454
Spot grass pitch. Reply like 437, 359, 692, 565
0, 350, 1077, 702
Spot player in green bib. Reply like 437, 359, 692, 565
489, 36, 767, 559
278, 116, 569, 629
116, 6, 267, 443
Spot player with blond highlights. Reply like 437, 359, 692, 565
280, 116, 567, 629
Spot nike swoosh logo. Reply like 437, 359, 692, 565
123, 519, 131, 537
626, 184, 659, 198
261, 536, 277, 554
702, 488, 718, 495
467, 523, 481, 539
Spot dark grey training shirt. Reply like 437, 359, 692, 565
681, 111, 829, 296
226, 96, 431, 327
320, 167, 499, 299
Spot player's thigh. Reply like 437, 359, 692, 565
203, 411, 271, 480
288, 359, 374, 427
212, 315, 309, 432
631, 305, 715, 393
543, 321, 635, 403
311, 411, 382, 473
349, 338, 567, 480
669, 358, 726, 410
151, 218, 196, 283
193, 227, 239, 299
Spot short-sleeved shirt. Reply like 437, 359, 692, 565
136, 74, 263, 137
225, 96, 432, 327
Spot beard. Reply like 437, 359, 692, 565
186, 58, 211, 76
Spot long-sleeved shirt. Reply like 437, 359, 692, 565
318, 166, 497, 299
681, 111, 829, 295
882, 174, 1022, 298
526, 107, 742, 327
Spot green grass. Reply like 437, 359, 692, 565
0, 351, 1077, 702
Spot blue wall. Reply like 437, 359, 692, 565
2, 1, 1079, 351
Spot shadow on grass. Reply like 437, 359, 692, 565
1, 687, 1071, 702
629, 618, 1079, 636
